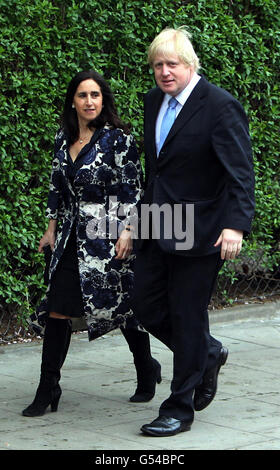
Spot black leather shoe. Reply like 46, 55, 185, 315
194, 346, 228, 411
141, 416, 192, 437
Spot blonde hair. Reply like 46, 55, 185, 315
148, 26, 200, 72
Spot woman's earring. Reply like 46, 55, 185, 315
72, 104, 75, 109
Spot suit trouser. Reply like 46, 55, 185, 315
132, 239, 223, 422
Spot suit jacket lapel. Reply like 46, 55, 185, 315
145, 88, 164, 158
157, 76, 209, 164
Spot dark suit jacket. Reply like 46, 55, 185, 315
141, 75, 255, 256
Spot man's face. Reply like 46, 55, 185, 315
153, 53, 194, 97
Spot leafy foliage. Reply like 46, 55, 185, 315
0, 0, 279, 319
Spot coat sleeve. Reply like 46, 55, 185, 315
143, 94, 150, 189
114, 130, 144, 229
211, 99, 255, 235
45, 131, 63, 219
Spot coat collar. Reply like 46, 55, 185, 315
57, 126, 109, 194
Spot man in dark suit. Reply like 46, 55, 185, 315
132, 27, 255, 437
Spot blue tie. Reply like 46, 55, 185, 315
158, 97, 178, 154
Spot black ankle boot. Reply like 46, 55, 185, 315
120, 327, 162, 402
22, 384, 62, 417
130, 357, 162, 402
22, 317, 71, 417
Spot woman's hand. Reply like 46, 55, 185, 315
115, 229, 133, 259
38, 219, 57, 252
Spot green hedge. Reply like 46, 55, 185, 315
0, 0, 279, 321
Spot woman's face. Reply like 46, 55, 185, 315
72, 79, 103, 125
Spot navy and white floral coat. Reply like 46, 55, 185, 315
29, 124, 143, 341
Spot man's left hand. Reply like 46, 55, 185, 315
214, 229, 243, 260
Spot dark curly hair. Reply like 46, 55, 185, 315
62, 70, 130, 144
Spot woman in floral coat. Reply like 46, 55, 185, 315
22, 71, 161, 417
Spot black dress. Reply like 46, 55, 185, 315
47, 136, 100, 318
47, 225, 84, 318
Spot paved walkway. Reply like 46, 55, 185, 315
1, 301, 280, 451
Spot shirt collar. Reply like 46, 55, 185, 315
163, 72, 201, 107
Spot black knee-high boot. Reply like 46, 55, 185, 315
22, 317, 72, 417
120, 327, 162, 402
